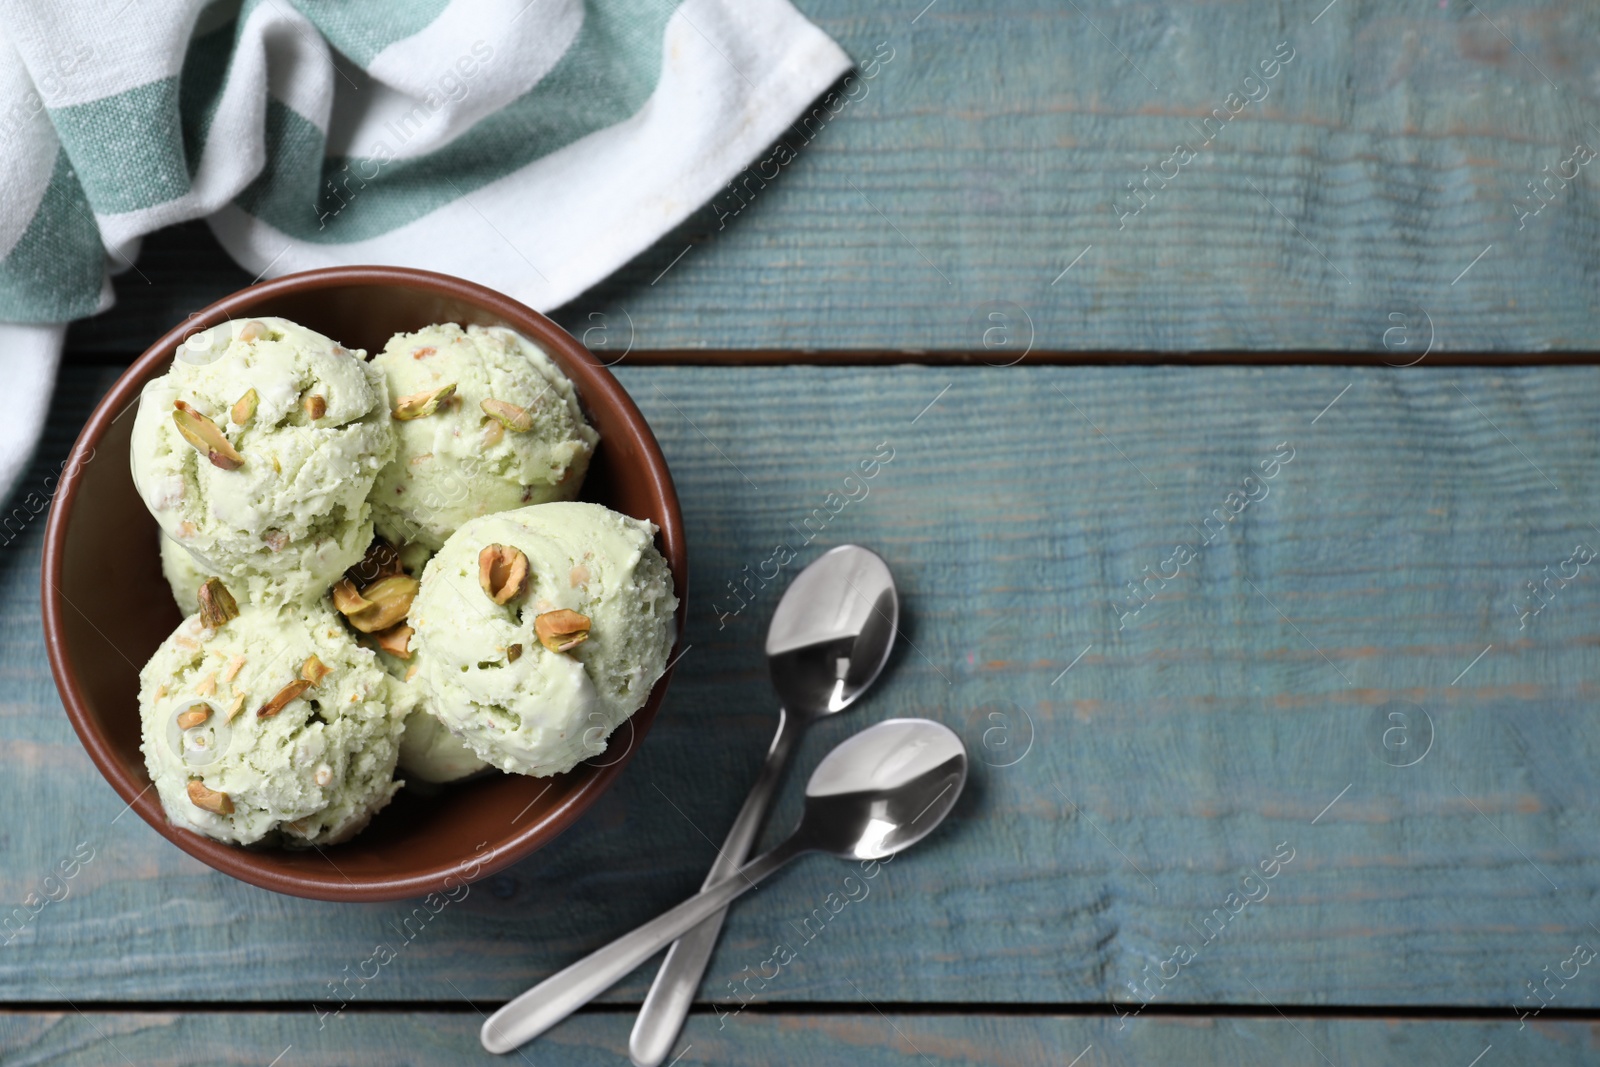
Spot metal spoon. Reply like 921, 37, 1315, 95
629, 544, 898, 1066
481, 718, 967, 1054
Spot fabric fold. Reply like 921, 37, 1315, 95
0, 0, 852, 502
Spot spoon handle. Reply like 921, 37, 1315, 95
481, 841, 803, 1055
628, 708, 805, 1065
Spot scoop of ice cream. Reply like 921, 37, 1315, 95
130, 317, 396, 606
368, 323, 598, 551
159, 533, 217, 616
371, 645, 490, 784
138, 598, 406, 846
399, 698, 493, 783
409, 502, 677, 777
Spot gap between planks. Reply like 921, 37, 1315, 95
61, 349, 1600, 367
1, 1002, 1594, 1021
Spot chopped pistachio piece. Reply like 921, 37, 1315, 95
172, 401, 244, 470
197, 578, 239, 628
480, 397, 533, 433
392, 383, 456, 420
478, 543, 529, 605
534, 609, 591, 654
231, 388, 258, 426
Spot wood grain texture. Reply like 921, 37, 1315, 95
1, 1011, 1593, 1065
60, 0, 1600, 357
7, 364, 1600, 1013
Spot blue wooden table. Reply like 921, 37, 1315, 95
8, 2, 1600, 1064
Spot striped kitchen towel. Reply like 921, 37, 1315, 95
0, 0, 850, 501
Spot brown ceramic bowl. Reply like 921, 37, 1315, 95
42, 266, 686, 902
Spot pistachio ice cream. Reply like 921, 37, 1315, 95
131, 317, 396, 606
138, 595, 407, 846
397, 684, 492, 784
323, 538, 489, 784
409, 502, 677, 777
368, 323, 597, 551
159, 533, 216, 616
373, 642, 490, 785
295, 625, 489, 787
129, 313, 663, 848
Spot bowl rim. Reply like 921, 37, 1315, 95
40, 264, 687, 902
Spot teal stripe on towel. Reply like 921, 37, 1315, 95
244, 0, 679, 242
49, 79, 190, 215
0, 148, 107, 321
291, 0, 453, 66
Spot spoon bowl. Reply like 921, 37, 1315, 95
801, 718, 968, 859
766, 545, 898, 719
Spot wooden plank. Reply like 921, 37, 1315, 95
60, 0, 1600, 357
7, 364, 1600, 1010
1, 1011, 1594, 1065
